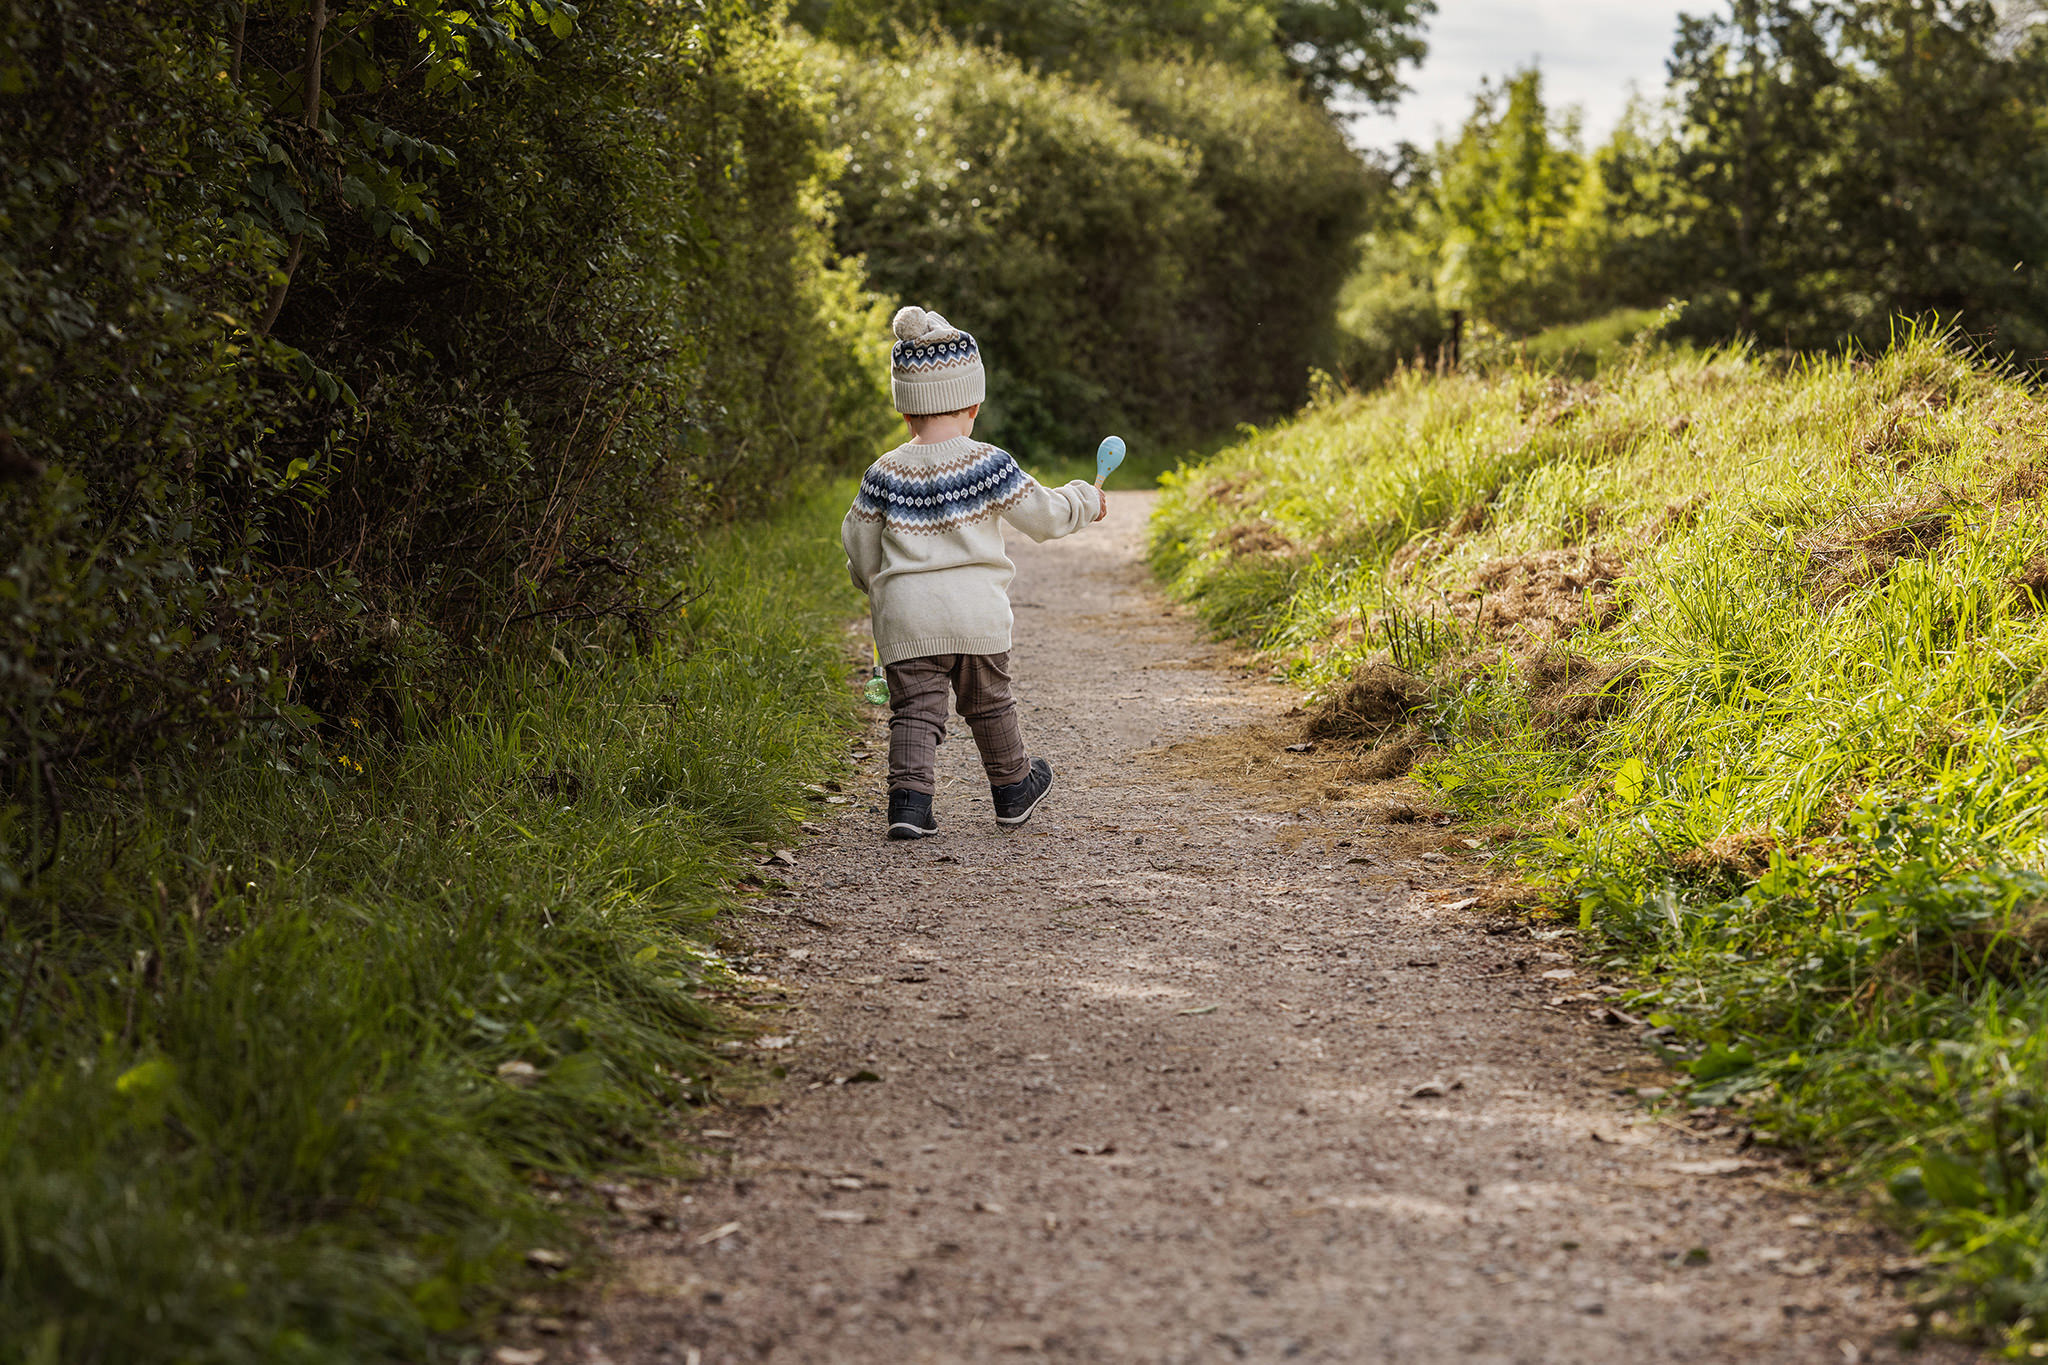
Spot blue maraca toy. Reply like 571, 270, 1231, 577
1096, 435, 1126, 490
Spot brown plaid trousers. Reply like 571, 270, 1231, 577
884, 651, 1030, 796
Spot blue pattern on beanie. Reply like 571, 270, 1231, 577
892, 334, 981, 374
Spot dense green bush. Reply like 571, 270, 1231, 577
0, 0, 892, 849
811, 37, 1371, 454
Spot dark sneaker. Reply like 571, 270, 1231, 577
992, 758, 1054, 827
886, 789, 938, 840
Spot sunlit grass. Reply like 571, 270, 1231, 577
1151, 332, 2048, 1350
0, 485, 862, 1365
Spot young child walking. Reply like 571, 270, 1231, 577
842, 306, 1107, 840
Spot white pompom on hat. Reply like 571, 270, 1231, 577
890, 304, 986, 414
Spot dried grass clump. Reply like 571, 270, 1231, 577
1996, 459, 2048, 503
1209, 473, 1262, 508
1800, 493, 1960, 606
1660, 492, 1710, 533
2012, 555, 2048, 616
1672, 827, 1781, 881
1464, 547, 1628, 644
1446, 502, 1489, 536
1519, 650, 1645, 737
1305, 662, 1424, 742
1851, 397, 1959, 472
1469, 880, 1561, 917
1213, 520, 1295, 557
1517, 376, 1601, 425
1339, 722, 1423, 780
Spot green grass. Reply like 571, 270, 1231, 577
1150, 331, 2048, 1353
1497, 305, 1680, 377
0, 485, 863, 1364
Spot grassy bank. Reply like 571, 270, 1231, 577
1151, 336, 2048, 1350
0, 488, 861, 1365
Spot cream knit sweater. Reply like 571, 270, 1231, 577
842, 436, 1103, 665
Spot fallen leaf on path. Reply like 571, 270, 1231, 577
496, 1059, 539, 1087
1441, 897, 1479, 912
761, 849, 797, 868
524, 1248, 568, 1270
692, 1221, 741, 1246
494, 1349, 547, 1365
1665, 1158, 1766, 1176
1176, 1004, 1218, 1015
817, 1209, 868, 1224
1284, 742, 1315, 753
829, 1177, 866, 1190
1410, 1080, 1461, 1098
1536, 968, 1577, 981
755, 1035, 793, 1050
1069, 1143, 1118, 1156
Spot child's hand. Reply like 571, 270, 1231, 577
1094, 489, 1109, 522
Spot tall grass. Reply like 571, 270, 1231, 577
0, 487, 861, 1364
1151, 333, 2048, 1350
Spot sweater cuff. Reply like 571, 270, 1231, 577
1070, 480, 1102, 522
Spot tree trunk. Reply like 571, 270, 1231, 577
255, 0, 327, 336
302, 0, 327, 128
228, 1, 246, 86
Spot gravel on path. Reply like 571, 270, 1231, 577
581, 493, 1973, 1365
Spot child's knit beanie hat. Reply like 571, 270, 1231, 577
890, 305, 986, 414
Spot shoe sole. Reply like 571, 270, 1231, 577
887, 822, 937, 840
994, 775, 1054, 827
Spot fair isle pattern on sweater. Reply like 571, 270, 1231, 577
850, 443, 1031, 535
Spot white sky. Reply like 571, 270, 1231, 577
1348, 0, 1702, 153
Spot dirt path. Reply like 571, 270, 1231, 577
584, 494, 1970, 1365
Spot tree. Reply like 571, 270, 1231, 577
1429, 68, 1583, 336
786, 0, 1435, 105
1824, 0, 2048, 355
1666, 0, 2048, 354
1665, 0, 1841, 340
1272, 0, 1436, 105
